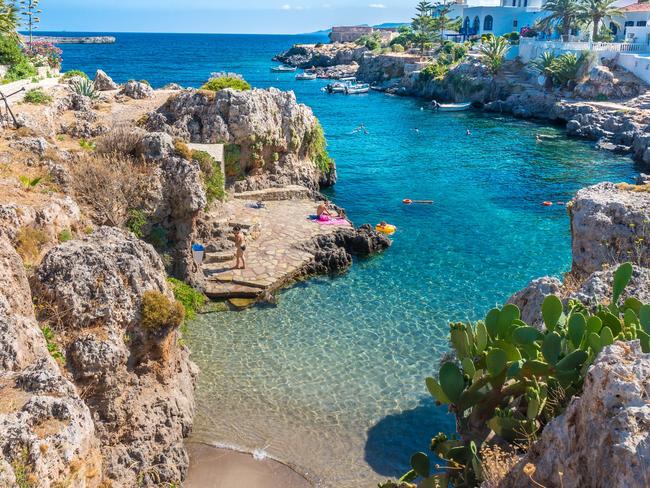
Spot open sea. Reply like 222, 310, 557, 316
58, 32, 640, 487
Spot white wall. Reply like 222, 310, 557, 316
460, 6, 546, 37
616, 52, 650, 83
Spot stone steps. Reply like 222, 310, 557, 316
204, 282, 263, 299
203, 251, 233, 264
233, 185, 312, 202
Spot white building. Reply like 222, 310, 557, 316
611, 2, 650, 44
455, 0, 548, 38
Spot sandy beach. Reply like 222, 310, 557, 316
185, 443, 313, 488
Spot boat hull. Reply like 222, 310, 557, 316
436, 103, 472, 112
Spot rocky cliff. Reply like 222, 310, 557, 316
499, 341, 650, 488
149, 87, 337, 192
274, 42, 367, 69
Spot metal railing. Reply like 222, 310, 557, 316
520, 38, 649, 53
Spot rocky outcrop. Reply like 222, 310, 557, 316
0, 235, 102, 487
32, 227, 198, 486
151, 87, 336, 192
94, 69, 118, 91
568, 182, 650, 276
0, 195, 81, 242
120, 80, 154, 99
574, 64, 642, 100
499, 341, 650, 488
301, 224, 392, 275
274, 43, 367, 69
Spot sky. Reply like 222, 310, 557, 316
37, 0, 418, 35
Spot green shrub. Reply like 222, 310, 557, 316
16, 226, 49, 264
146, 225, 168, 249
201, 76, 251, 92
223, 143, 243, 179
78, 139, 96, 151
61, 69, 88, 80
58, 229, 73, 243
140, 290, 184, 330
139, 79, 151, 86
451, 44, 468, 62
392, 43, 405, 53
0, 36, 26, 66
420, 62, 448, 81
193, 150, 225, 203
479, 36, 510, 75
167, 277, 206, 321
125, 209, 147, 238
70, 78, 99, 99
383, 262, 649, 488
4, 58, 37, 83
23, 88, 52, 105
595, 93, 608, 101
356, 33, 382, 51
305, 122, 334, 175
42, 326, 64, 362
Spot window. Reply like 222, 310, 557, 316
484, 15, 493, 31
512, 0, 516, 6
610, 22, 618, 35
625, 20, 634, 26
637, 20, 647, 26
524, 0, 528, 6
473, 16, 480, 33
513, 19, 518, 28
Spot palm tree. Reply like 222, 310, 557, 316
0, 0, 19, 39
538, 0, 580, 40
577, 0, 621, 41
479, 36, 510, 74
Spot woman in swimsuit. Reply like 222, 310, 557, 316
233, 226, 246, 270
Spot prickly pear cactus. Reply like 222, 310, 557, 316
388, 263, 650, 488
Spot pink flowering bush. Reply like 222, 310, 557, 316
24, 41, 62, 69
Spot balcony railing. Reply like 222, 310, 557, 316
520, 37, 649, 53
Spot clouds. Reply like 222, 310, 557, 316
280, 3, 305, 9
369, 3, 387, 7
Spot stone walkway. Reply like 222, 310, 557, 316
203, 189, 351, 301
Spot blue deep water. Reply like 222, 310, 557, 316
58, 33, 640, 487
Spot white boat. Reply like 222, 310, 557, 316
296, 72, 317, 80
271, 65, 297, 73
325, 81, 350, 93
433, 101, 472, 112
345, 83, 370, 94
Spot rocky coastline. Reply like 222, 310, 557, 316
0, 69, 390, 486
275, 43, 650, 168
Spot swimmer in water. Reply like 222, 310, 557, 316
466, 129, 471, 136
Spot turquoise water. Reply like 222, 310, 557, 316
59, 33, 640, 487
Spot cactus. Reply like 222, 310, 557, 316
386, 263, 649, 488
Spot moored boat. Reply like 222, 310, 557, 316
296, 71, 317, 80
432, 101, 472, 112
271, 64, 297, 73
345, 83, 370, 94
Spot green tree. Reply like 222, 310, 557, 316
539, 0, 580, 39
478, 35, 510, 74
412, 0, 436, 53
0, 1, 18, 39
577, 0, 621, 41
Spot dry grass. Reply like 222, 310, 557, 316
480, 444, 522, 488
616, 183, 650, 193
95, 123, 144, 155
15, 225, 50, 265
69, 152, 153, 227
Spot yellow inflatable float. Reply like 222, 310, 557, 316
375, 222, 396, 235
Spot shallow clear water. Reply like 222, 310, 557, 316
59, 33, 640, 487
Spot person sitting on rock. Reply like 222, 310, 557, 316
317, 200, 333, 218
233, 226, 246, 270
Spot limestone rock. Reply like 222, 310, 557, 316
506, 276, 563, 329
136, 131, 175, 160
0, 235, 101, 485
120, 80, 154, 99
93, 69, 118, 91
154, 87, 336, 191
32, 227, 198, 486
571, 264, 650, 307
162, 157, 207, 220
499, 341, 650, 488
274, 43, 367, 69
569, 182, 650, 276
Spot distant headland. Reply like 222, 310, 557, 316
23, 35, 116, 44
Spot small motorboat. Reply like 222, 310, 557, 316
271, 65, 297, 73
324, 77, 357, 94
296, 71, 317, 80
432, 101, 472, 112
345, 83, 370, 94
